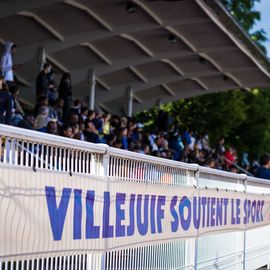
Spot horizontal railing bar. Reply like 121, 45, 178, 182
199, 166, 247, 181
0, 124, 108, 154
109, 147, 199, 171
246, 176, 270, 186
1, 124, 270, 187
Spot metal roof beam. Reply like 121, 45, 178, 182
129, 67, 148, 83
81, 43, 112, 66
0, 0, 63, 19
46, 55, 69, 73
64, 0, 113, 31
18, 11, 64, 41
162, 84, 176, 96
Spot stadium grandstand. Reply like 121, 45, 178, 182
1, 0, 270, 269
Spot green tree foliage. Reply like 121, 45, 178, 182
222, 0, 268, 52
137, 89, 270, 158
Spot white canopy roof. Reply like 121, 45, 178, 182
1, 0, 270, 114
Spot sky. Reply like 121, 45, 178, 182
254, 0, 270, 57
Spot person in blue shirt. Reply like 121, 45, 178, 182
255, 154, 270, 180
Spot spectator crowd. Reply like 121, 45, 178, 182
0, 42, 268, 179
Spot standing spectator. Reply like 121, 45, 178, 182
9, 85, 23, 125
202, 134, 211, 153
255, 154, 270, 180
0, 75, 12, 124
36, 63, 52, 101
216, 138, 225, 156
59, 73, 72, 121
120, 127, 128, 150
188, 131, 196, 151
1, 42, 19, 85
225, 147, 235, 169
47, 70, 58, 105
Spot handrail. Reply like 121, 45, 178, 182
0, 124, 107, 154
1, 124, 270, 187
109, 147, 199, 171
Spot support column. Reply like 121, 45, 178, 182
157, 99, 162, 108
127, 86, 133, 117
88, 68, 96, 110
38, 46, 46, 71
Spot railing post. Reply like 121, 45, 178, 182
243, 176, 248, 270
194, 166, 200, 270
101, 146, 110, 270
88, 68, 96, 110
102, 146, 110, 177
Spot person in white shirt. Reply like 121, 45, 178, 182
1, 42, 18, 83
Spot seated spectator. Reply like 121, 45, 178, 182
36, 106, 50, 130
36, 63, 52, 101
71, 123, 84, 140
105, 134, 116, 147
0, 75, 12, 125
120, 127, 128, 150
60, 124, 73, 138
255, 154, 270, 180
17, 113, 36, 130
70, 99, 81, 115
169, 132, 184, 161
229, 165, 238, 174
68, 112, 79, 126
87, 110, 96, 122
46, 120, 59, 135
143, 144, 150, 155
9, 84, 23, 126
53, 98, 64, 122
205, 158, 217, 169
84, 120, 100, 143
92, 108, 103, 133
102, 113, 111, 135
80, 107, 88, 122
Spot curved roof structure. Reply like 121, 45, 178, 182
1, 0, 270, 114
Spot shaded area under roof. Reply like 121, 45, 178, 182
0, 0, 270, 114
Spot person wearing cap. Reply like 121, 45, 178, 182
0, 75, 12, 125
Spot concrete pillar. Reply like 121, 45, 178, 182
157, 99, 162, 108
88, 68, 95, 110
127, 86, 133, 117
38, 46, 46, 71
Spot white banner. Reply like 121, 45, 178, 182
0, 166, 270, 261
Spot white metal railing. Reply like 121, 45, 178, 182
1, 124, 270, 270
